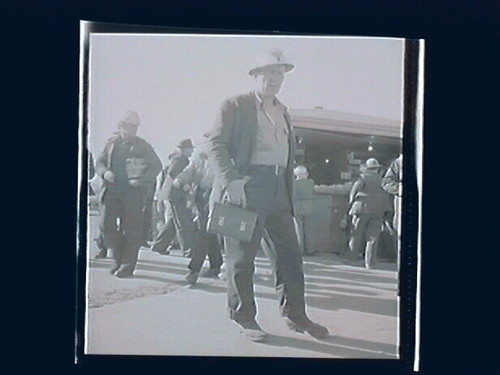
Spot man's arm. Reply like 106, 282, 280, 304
95, 141, 115, 182
382, 160, 402, 196
349, 179, 363, 204
167, 156, 189, 180
143, 143, 163, 182
207, 99, 240, 188
175, 158, 198, 188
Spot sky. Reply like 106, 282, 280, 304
87, 34, 404, 165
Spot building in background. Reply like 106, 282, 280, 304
290, 107, 402, 255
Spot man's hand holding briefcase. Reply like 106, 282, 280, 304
207, 176, 258, 242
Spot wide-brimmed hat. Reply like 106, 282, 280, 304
177, 138, 194, 149
248, 48, 295, 76
365, 158, 382, 169
119, 110, 140, 126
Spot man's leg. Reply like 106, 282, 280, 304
225, 241, 260, 322
264, 211, 306, 318
293, 215, 305, 255
364, 215, 384, 269
150, 201, 177, 255
265, 210, 330, 339
99, 189, 124, 273
94, 231, 108, 258
170, 199, 196, 257
394, 197, 402, 273
115, 187, 145, 278
224, 213, 267, 322
224, 218, 267, 342
142, 198, 154, 246
349, 215, 369, 260
185, 216, 208, 284
206, 233, 224, 272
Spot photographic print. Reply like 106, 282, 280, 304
79, 22, 422, 362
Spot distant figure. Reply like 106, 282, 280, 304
87, 149, 96, 196
150, 139, 196, 257
88, 149, 108, 258
176, 138, 224, 286
292, 166, 315, 255
348, 158, 392, 269
207, 48, 329, 342
95, 110, 162, 278
88, 148, 109, 259
141, 179, 157, 249
382, 154, 403, 266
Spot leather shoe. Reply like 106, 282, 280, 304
94, 249, 107, 259
109, 263, 120, 275
184, 270, 199, 286
152, 247, 170, 255
200, 268, 220, 278
284, 315, 329, 339
234, 319, 268, 342
115, 265, 134, 278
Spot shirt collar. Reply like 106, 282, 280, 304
253, 91, 285, 110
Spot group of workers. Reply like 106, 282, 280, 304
87, 48, 402, 343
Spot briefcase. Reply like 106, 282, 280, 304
207, 202, 258, 242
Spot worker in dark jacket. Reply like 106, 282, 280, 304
150, 139, 196, 257
348, 158, 392, 269
95, 110, 162, 278
207, 49, 329, 342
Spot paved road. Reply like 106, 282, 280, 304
84, 212, 399, 359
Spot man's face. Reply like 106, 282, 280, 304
182, 147, 194, 158
257, 65, 286, 97
118, 122, 139, 138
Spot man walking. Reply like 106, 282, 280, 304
382, 154, 403, 270
95, 110, 162, 278
207, 49, 329, 342
348, 158, 392, 269
175, 137, 223, 285
151, 139, 196, 257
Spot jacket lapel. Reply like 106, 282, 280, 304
239, 93, 258, 169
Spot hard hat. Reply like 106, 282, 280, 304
177, 138, 194, 149
365, 158, 382, 169
293, 165, 308, 176
249, 48, 295, 76
119, 110, 140, 126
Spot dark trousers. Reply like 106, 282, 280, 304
100, 185, 145, 270
225, 166, 306, 323
150, 194, 195, 254
188, 190, 223, 272
142, 199, 154, 243
349, 214, 384, 256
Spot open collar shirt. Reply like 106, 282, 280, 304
250, 92, 290, 168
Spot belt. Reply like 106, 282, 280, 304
248, 164, 287, 176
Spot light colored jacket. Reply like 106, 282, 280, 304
382, 155, 403, 230
382, 155, 402, 197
